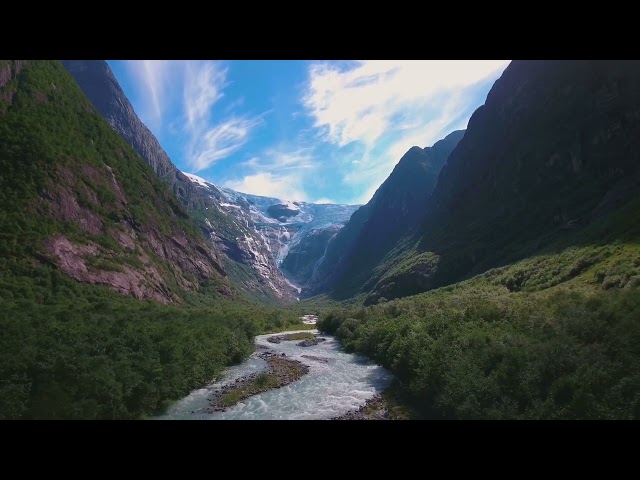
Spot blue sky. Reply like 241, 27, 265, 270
108, 60, 510, 205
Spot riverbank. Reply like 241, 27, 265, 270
207, 350, 309, 412
156, 325, 393, 420
332, 385, 418, 420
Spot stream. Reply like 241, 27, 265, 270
154, 319, 392, 420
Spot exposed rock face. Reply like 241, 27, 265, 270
0, 60, 230, 303
367, 60, 640, 303
267, 203, 300, 222
185, 174, 359, 298
43, 235, 174, 304
280, 224, 342, 285
307, 130, 464, 298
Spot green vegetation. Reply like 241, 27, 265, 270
262, 323, 315, 334
218, 374, 279, 408
282, 332, 315, 341
0, 259, 308, 419
318, 220, 640, 419
0, 60, 310, 420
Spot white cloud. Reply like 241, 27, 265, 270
124, 60, 174, 128
303, 60, 509, 149
222, 146, 317, 201
242, 147, 315, 172
225, 173, 308, 202
302, 60, 509, 203
188, 116, 262, 171
122, 60, 262, 172
183, 61, 226, 130
313, 198, 336, 204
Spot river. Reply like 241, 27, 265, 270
154, 326, 392, 420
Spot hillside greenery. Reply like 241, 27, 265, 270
0, 60, 305, 420
0, 262, 302, 419
317, 198, 640, 419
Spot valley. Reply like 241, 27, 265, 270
0, 59, 638, 420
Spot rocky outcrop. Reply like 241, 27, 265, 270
43, 235, 175, 304
267, 203, 300, 222
185, 176, 359, 300
280, 225, 342, 285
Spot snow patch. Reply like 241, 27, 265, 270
184, 172, 215, 189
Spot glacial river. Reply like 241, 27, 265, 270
154, 325, 392, 420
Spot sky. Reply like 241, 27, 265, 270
108, 60, 510, 205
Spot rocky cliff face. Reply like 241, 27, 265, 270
366, 60, 640, 303
307, 130, 464, 298
0, 60, 230, 304
184, 173, 360, 293
280, 224, 343, 285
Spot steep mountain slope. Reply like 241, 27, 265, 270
365, 60, 640, 304
184, 173, 359, 291
62, 60, 299, 301
0, 60, 229, 304
61, 60, 205, 210
308, 130, 464, 298
281, 224, 343, 285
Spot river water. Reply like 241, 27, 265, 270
154, 328, 392, 420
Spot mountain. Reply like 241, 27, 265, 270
183, 173, 360, 292
307, 130, 464, 298
61, 60, 205, 210
362, 60, 640, 304
0, 60, 230, 304
62, 60, 300, 302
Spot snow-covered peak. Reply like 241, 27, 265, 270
184, 172, 216, 189
278, 200, 300, 211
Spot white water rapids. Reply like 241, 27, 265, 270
154, 323, 392, 420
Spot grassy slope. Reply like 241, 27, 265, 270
316, 197, 640, 419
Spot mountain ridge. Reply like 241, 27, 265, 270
361, 60, 640, 303
0, 60, 230, 303
307, 129, 465, 298
183, 172, 360, 292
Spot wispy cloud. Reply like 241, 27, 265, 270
302, 60, 509, 204
124, 60, 174, 128
123, 60, 262, 172
223, 146, 317, 201
313, 197, 337, 204
226, 173, 308, 201
303, 60, 508, 149
183, 61, 226, 130
241, 147, 315, 172
188, 117, 263, 171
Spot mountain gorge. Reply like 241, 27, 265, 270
184, 173, 359, 292
62, 60, 359, 302
2, 58, 639, 420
